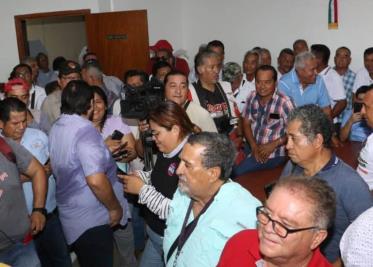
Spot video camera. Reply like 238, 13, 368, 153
120, 78, 164, 120
120, 78, 164, 171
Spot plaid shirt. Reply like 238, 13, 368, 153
336, 68, 356, 122
244, 90, 294, 158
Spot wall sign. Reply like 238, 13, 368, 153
106, 34, 128, 40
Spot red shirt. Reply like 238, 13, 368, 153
217, 229, 332, 267
174, 57, 190, 77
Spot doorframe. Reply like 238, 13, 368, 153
14, 9, 91, 61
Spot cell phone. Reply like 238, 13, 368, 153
354, 102, 363, 113
269, 113, 280, 120
113, 150, 129, 159
264, 182, 276, 198
112, 130, 124, 140
117, 168, 127, 175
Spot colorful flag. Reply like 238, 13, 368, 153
328, 0, 338, 29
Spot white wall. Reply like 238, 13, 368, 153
180, 0, 373, 72
1, 0, 373, 81
27, 17, 87, 62
112, 0, 373, 71
112, 0, 183, 53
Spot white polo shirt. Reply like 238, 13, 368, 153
353, 67, 373, 93
234, 75, 256, 113
319, 66, 346, 108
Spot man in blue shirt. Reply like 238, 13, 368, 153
163, 133, 261, 267
340, 85, 372, 142
280, 104, 373, 265
278, 51, 332, 118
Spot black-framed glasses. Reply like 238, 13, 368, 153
256, 206, 319, 238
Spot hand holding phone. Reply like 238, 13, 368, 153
112, 141, 129, 161
353, 102, 363, 113
112, 130, 124, 140
117, 168, 127, 175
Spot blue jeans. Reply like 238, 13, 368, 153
34, 212, 72, 267
0, 241, 41, 267
139, 226, 164, 267
130, 202, 146, 250
232, 153, 287, 177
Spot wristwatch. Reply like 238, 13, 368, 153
32, 207, 47, 217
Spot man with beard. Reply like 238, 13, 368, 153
163, 132, 260, 267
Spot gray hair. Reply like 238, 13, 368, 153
187, 132, 237, 180
243, 50, 260, 63
194, 50, 219, 75
288, 104, 333, 148
294, 51, 315, 70
258, 48, 271, 65
83, 64, 103, 78
275, 175, 336, 229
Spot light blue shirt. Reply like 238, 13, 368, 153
341, 109, 372, 142
278, 69, 331, 108
49, 114, 128, 244
163, 181, 261, 267
21, 127, 56, 214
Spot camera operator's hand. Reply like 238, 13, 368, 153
138, 120, 150, 133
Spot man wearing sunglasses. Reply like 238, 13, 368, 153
218, 176, 336, 267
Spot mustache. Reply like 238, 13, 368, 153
178, 175, 187, 182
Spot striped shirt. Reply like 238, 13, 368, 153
337, 68, 356, 122
243, 89, 294, 158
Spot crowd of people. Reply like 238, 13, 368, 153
1, 38, 373, 267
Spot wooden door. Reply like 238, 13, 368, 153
86, 10, 149, 81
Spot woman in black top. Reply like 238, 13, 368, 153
122, 100, 197, 267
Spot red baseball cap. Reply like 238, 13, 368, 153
4, 78, 29, 93
150, 40, 173, 52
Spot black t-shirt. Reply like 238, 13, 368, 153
143, 151, 180, 236
194, 81, 231, 134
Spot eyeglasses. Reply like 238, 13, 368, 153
256, 206, 319, 238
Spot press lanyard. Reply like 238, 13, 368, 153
166, 188, 220, 266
